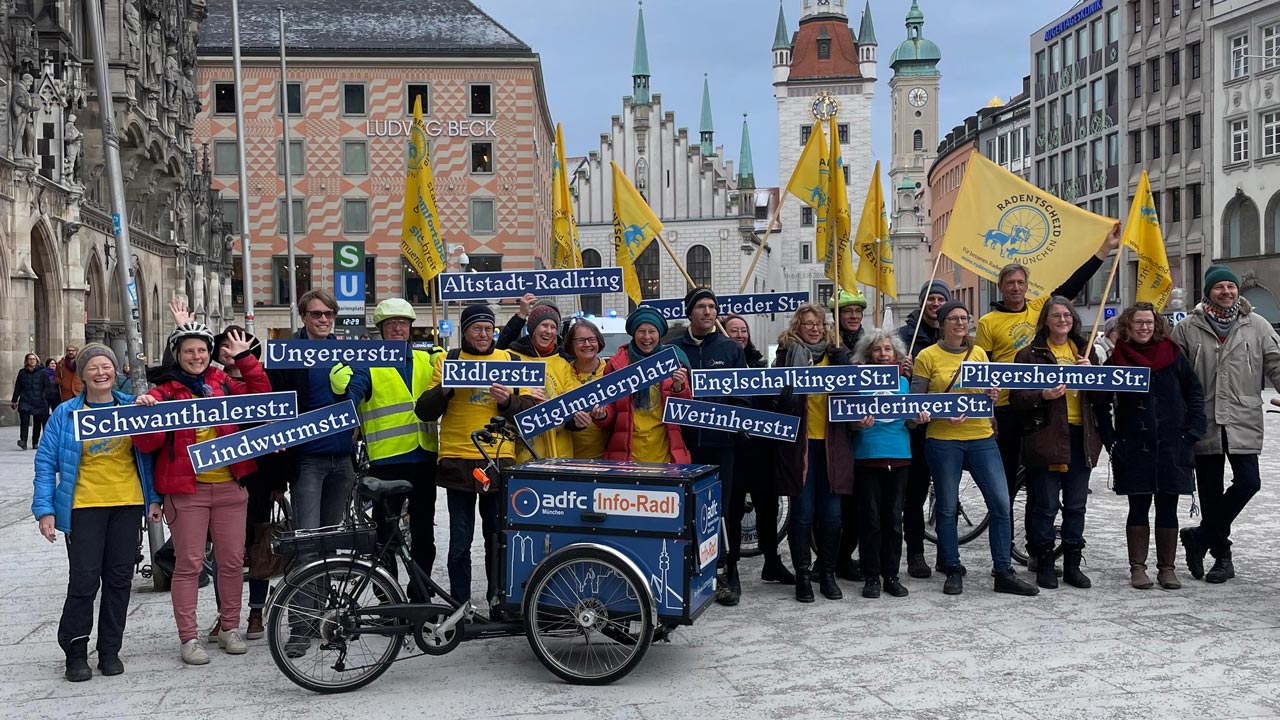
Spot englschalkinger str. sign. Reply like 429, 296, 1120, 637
366, 119, 499, 138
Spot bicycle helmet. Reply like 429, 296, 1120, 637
828, 289, 868, 311
373, 298, 416, 326
168, 321, 215, 356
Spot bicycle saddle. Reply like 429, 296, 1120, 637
357, 477, 414, 500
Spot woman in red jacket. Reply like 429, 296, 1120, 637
133, 322, 269, 666
594, 307, 692, 463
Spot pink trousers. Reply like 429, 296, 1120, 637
165, 481, 248, 642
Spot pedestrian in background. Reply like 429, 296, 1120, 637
12, 352, 53, 449
31, 343, 161, 682
1173, 266, 1280, 584
54, 344, 83, 402
1107, 303, 1205, 590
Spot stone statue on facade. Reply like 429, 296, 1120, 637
146, 21, 163, 87
63, 113, 82, 184
164, 48, 180, 108
175, 195, 189, 247
123, 0, 142, 66
10, 73, 35, 162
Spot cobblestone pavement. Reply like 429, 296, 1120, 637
3, 403, 1280, 720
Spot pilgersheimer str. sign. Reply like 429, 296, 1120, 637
366, 119, 498, 138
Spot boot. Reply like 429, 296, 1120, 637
97, 654, 124, 676
65, 638, 91, 682
836, 557, 864, 582
16, 439, 26, 450
1127, 526, 1154, 589
1180, 527, 1207, 580
817, 529, 843, 600
789, 532, 814, 603
246, 608, 265, 640
715, 563, 741, 606
906, 553, 931, 579
1061, 544, 1091, 588
1205, 556, 1235, 584
1035, 549, 1059, 589
1154, 528, 1181, 589
943, 567, 964, 595
993, 568, 1040, 596
761, 554, 796, 584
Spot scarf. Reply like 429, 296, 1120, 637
839, 327, 864, 353
624, 341, 689, 411
785, 338, 830, 368
176, 369, 215, 398
1202, 299, 1241, 340
1109, 337, 1179, 372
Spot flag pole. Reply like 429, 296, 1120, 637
737, 194, 787, 294
278, 9, 298, 333
1086, 245, 1124, 347
874, 240, 883, 329
655, 231, 726, 334
908, 250, 946, 353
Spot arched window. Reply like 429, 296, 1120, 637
631, 243, 661, 311
687, 245, 712, 289
913, 130, 924, 151
1266, 191, 1280, 254
581, 249, 602, 316
1223, 193, 1261, 258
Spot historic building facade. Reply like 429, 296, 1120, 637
194, 0, 554, 336
570, 4, 776, 338
1, 0, 222, 424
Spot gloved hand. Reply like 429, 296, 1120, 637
329, 362, 353, 395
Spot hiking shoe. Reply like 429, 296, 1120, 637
1180, 528, 1207, 580
181, 639, 209, 665
943, 568, 963, 595
1205, 558, 1235, 584
218, 629, 247, 655
246, 609, 265, 640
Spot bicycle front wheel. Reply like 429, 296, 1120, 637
266, 560, 404, 694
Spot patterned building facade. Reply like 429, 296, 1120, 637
194, 0, 553, 336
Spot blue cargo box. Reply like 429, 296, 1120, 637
501, 459, 722, 624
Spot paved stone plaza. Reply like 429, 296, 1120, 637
3, 406, 1280, 720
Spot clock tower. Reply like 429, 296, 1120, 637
887, 0, 941, 321
772, 0, 877, 306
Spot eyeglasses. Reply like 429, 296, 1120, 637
1047, 313, 1074, 321
381, 319, 411, 327
799, 321, 824, 329
573, 337, 598, 345
944, 316, 970, 324
1131, 320, 1156, 327
305, 310, 336, 320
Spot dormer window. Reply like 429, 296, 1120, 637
817, 39, 831, 59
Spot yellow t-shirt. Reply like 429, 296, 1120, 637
430, 350, 519, 461
508, 349, 570, 460
194, 426, 236, 483
976, 295, 1049, 406
806, 356, 829, 441
76, 434, 144, 509
630, 385, 671, 463
913, 343, 995, 442
1048, 341, 1083, 426
547, 355, 608, 459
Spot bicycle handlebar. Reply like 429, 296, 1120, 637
469, 416, 540, 490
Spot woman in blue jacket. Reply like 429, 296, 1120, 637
31, 343, 161, 682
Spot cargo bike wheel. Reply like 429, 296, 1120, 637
266, 559, 405, 694
523, 546, 655, 685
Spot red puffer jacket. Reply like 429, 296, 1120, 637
594, 346, 693, 463
133, 353, 271, 495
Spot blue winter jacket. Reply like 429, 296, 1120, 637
32, 390, 160, 533
851, 377, 913, 461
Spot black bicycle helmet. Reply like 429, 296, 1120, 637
168, 321, 215, 356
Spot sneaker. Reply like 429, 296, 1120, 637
883, 576, 909, 597
861, 578, 881, 599
218, 628, 247, 655
943, 568, 964, 595
1204, 558, 1235, 584
181, 638, 210, 665
246, 609, 264, 640
936, 555, 967, 576
993, 568, 1040, 596
16, 439, 26, 450
906, 553, 931, 579
205, 618, 220, 644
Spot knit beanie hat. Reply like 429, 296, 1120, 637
527, 302, 562, 332
935, 300, 971, 327
460, 303, 496, 332
76, 343, 118, 380
626, 306, 668, 337
684, 287, 718, 317
918, 279, 952, 305
1203, 265, 1239, 295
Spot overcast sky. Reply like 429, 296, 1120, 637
479, 0, 1076, 187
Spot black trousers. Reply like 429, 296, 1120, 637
903, 427, 932, 555
19, 410, 47, 446
370, 460, 439, 585
838, 493, 860, 563
856, 465, 909, 579
994, 406, 1031, 547
740, 463, 781, 559
1195, 430, 1262, 558
690, 446, 740, 564
58, 505, 143, 657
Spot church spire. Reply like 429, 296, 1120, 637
632, 1, 651, 105
699, 74, 714, 156
857, 0, 877, 45
737, 114, 754, 189
772, 2, 791, 51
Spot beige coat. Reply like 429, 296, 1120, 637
1171, 298, 1280, 455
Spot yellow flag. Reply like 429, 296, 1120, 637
552, 123, 583, 269
941, 150, 1116, 299
611, 162, 663, 305
825, 117, 855, 293
400, 96, 447, 282
854, 160, 895, 296
1122, 171, 1172, 311
785, 122, 830, 260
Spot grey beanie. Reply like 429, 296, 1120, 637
76, 343, 118, 379
918, 279, 952, 305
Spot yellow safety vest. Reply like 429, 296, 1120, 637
359, 349, 441, 460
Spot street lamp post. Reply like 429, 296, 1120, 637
231, 0, 257, 334
440, 245, 468, 347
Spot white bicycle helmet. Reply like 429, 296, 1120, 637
168, 321, 215, 356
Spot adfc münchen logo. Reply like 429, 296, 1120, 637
511, 487, 540, 518
982, 205, 1051, 260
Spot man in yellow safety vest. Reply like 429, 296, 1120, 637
331, 298, 443, 598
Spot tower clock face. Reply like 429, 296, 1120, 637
908, 87, 929, 108
811, 91, 840, 121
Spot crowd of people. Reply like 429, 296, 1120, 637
24, 236, 1280, 682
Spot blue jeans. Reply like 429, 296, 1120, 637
1027, 425, 1091, 552
790, 440, 842, 533
926, 436, 1012, 573
293, 454, 356, 533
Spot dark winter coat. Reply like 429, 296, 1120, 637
1009, 341, 1109, 469
897, 311, 942, 359
771, 344, 855, 497
735, 343, 780, 492
1106, 344, 1206, 495
669, 330, 747, 449
11, 366, 53, 415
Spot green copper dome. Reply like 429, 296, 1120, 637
889, 0, 940, 74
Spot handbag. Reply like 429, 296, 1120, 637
248, 492, 293, 580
